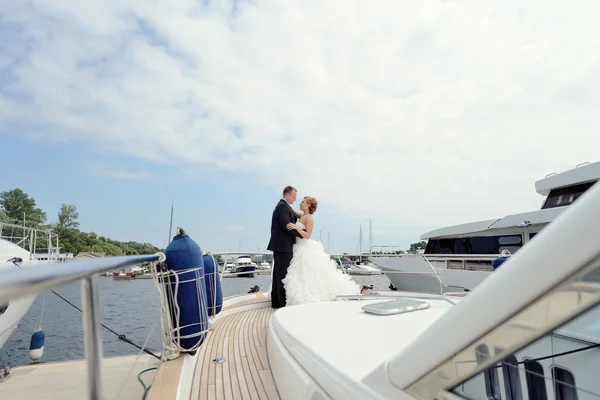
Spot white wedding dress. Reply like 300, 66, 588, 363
281, 220, 361, 305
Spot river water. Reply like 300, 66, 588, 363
0, 273, 390, 367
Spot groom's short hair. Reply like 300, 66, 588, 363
282, 185, 296, 196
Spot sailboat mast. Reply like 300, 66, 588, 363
359, 223, 362, 256
369, 219, 372, 254
168, 199, 174, 245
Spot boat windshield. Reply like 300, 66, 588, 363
451, 259, 600, 400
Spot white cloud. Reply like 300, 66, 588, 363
2, 0, 600, 235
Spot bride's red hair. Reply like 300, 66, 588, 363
303, 196, 318, 214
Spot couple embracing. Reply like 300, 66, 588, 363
267, 186, 360, 308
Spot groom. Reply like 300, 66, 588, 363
267, 185, 302, 308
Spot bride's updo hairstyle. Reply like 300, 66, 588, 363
304, 196, 318, 214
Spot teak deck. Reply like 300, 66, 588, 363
223, 292, 266, 312
191, 297, 278, 400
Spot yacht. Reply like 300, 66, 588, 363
2, 167, 600, 399
347, 259, 382, 275
0, 223, 58, 349
231, 254, 256, 278
259, 261, 271, 270
218, 252, 270, 277
371, 161, 600, 293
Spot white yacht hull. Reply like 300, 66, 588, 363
371, 256, 492, 293
266, 318, 332, 400
267, 294, 459, 400
0, 294, 36, 349
0, 237, 41, 350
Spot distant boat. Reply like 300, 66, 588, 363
0, 223, 59, 349
231, 255, 256, 278
347, 260, 382, 275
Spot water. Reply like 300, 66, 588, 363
0, 273, 390, 367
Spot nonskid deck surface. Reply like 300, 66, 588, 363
0, 354, 158, 400
192, 295, 278, 400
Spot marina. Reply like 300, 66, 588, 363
2, 0, 599, 398
1, 164, 600, 400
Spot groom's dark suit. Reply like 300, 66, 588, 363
267, 199, 302, 308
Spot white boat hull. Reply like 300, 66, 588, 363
267, 318, 331, 400
371, 256, 492, 293
0, 294, 36, 349
346, 269, 382, 276
0, 237, 42, 350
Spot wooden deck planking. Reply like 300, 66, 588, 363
192, 300, 278, 400
223, 292, 267, 311
146, 354, 184, 400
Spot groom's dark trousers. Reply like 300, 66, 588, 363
267, 199, 302, 308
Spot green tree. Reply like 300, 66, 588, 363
0, 210, 10, 223
409, 241, 427, 251
0, 188, 47, 227
1, 188, 163, 256
53, 204, 81, 254
79, 242, 123, 256
57, 204, 79, 229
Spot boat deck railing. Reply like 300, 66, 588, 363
368, 252, 500, 260
370, 253, 499, 269
0, 253, 162, 400
0, 222, 61, 260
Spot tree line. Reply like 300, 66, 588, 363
0, 188, 162, 256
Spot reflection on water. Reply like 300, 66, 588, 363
0, 273, 390, 367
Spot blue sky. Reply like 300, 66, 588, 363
0, 134, 392, 254
1, 1, 599, 253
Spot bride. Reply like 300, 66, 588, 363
281, 196, 360, 305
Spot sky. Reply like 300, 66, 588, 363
0, 1, 599, 254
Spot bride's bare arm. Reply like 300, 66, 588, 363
288, 216, 314, 239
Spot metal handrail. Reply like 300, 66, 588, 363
379, 271, 443, 275
0, 253, 163, 400
0, 254, 161, 303
423, 255, 444, 294
368, 253, 500, 260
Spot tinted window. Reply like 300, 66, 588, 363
542, 181, 596, 209
425, 235, 522, 255
425, 238, 455, 254
501, 355, 522, 400
552, 367, 577, 400
456, 237, 498, 254
524, 360, 547, 400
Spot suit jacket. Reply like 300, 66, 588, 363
267, 199, 302, 253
